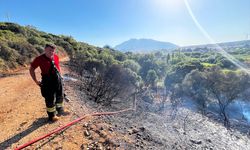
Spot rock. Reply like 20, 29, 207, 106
127, 129, 132, 135
190, 139, 202, 145
55, 147, 63, 150
206, 139, 212, 143
139, 127, 145, 132
136, 133, 142, 139
99, 131, 107, 138
88, 136, 93, 140
106, 146, 111, 150
97, 143, 104, 150
83, 123, 89, 128
20, 121, 27, 127
95, 129, 101, 134
89, 124, 95, 130
140, 144, 144, 149
80, 144, 84, 150
104, 139, 112, 145
87, 141, 100, 149
84, 130, 91, 137
108, 127, 113, 132
132, 128, 139, 134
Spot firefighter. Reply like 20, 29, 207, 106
29, 43, 70, 122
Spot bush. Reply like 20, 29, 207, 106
0, 58, 5, 69
123, 59, 141, 73
0, 22, 26, 35
80, 64, 139, 105
27, 36, 46, 45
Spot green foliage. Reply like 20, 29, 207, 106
123, 59, 141, 73
125, 68, 142, 87
61, 35, 80, 50
167, 64, 250, 127
146, 69, 158, 87
82, 60, 106, 75
0, 22, 77, 71
201, 62, 216, 68
204, 67, 250, 127
167, 53, 170, 63
221, 69, 241, 74
234, 54, 250, 62
98, 49, 116, 66
0, 30, 26, 43
8, 41, 39, 65
137, 53, 160, 81
182, 70, 209, 113
27, 36, 46, 45
0, 43, 19, 68
0, 22, 26, 35
217, 57, 236, 69
0, 58, 5, 69
0, 42, 18, 61
169, 51, 189, 65
112, 51, 127, 62
164, 60, 203, 91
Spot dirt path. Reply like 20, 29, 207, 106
0, 60, 93, 149
0, 59, 130, 150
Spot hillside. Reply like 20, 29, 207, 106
114, 38, 178, 52
0, 22, 97, 72
181, 40, 250, 51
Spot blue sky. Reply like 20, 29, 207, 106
0, 0, 249, 47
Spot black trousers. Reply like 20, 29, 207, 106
41, 75, 64, 119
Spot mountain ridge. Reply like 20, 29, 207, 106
179, 40, 250, 49
114, 38, 178, 52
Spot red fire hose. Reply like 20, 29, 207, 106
14, 108, 134, 150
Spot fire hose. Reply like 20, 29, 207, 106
14, 108, 135, 150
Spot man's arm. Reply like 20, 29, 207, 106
56, 55, 61, 73
29, 66, 40, 86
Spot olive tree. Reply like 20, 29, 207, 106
205, 67, 250, 128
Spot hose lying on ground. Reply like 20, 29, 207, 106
14, 108, 134, 150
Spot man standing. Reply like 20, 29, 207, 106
29, 43, 69, 122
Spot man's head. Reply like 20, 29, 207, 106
45, 43, 56, 59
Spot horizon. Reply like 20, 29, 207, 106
0, 0, 249, 47
115, 38, 250, 48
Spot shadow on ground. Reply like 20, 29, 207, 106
0, 117, 48, 149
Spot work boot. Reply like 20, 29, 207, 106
48, 116, 60, 122
57, 108, 70, 116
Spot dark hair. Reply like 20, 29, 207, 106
45, 43, 56, 49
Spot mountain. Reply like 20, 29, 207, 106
114, 38, 178, 52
